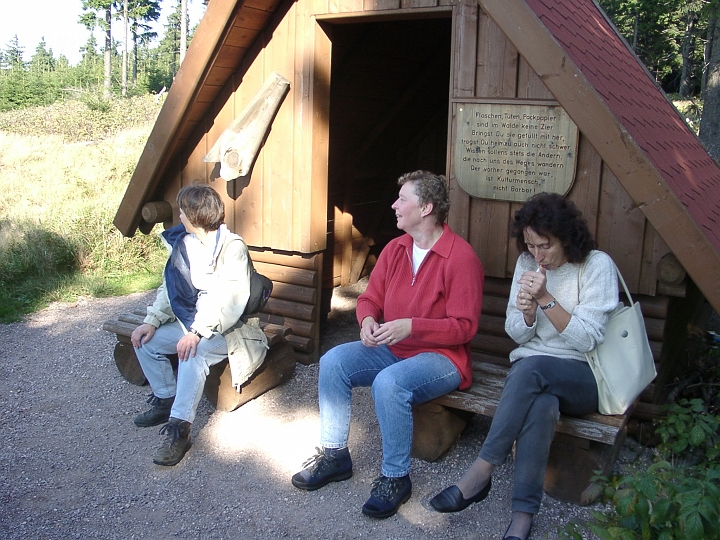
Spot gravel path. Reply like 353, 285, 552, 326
0, 286, 604, 539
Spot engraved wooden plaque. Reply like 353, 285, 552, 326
452, 102, 579, 201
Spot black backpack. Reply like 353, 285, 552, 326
244, 267, 273, 317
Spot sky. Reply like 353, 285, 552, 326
0, 0, 206, 66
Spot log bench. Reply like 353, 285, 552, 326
412, 276, 663, 506
103, 309, 297, 412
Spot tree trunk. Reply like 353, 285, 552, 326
700, 17, 720, 161
122, 0, 128, 96
104, 6, 112, 96
131, 22, 138, 84
679, 12, 696, 98
180, 0, 187, 64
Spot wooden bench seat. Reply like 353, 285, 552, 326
103, 309, 297, 412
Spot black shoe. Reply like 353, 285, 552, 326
134, 394, 174, 427
291, 447, 353, 491
429, 478, 492, 513
152, 418, 191, 466
503, 520, 533, 540
361, 475, 412, 519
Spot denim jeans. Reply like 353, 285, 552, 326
478, 355, 598, 513
318, 340, 462, 477
135, 320, 229, 423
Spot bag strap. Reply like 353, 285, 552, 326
579, 251, 633, 305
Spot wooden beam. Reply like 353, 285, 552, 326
114, 0, 248, 236
477, 0, 720, 313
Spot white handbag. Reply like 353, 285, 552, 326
581, 257, 657, 415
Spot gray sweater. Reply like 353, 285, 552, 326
505, 250, 619, 363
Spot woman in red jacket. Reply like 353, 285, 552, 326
291, 170, 484, 519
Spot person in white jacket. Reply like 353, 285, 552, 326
130, 184, 268, 466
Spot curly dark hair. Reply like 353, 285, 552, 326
511, 192, 595, 263
397, 170, 450, 225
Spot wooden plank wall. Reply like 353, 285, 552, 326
252, 250, 323, 364
160, 0, 330, 255
447, 0, 671, 296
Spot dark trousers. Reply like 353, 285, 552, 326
478, 355, 598, 513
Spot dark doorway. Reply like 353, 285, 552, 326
322, 16, 453, 294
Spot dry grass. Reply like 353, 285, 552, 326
0, 96, 167, 322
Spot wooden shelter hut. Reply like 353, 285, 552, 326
115, 0, 720, 407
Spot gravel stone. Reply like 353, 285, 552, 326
0, 283, 602, 539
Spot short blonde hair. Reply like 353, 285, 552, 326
397, 170, 450, 225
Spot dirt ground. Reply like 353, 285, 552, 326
0, 280, 605, 539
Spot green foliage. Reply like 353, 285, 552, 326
1, 0, 196, 109
656, 398, 720, 464
560, 397, 720, 540
0, 93, 162, 142
596, 0, 718, 95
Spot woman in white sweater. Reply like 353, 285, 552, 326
430, 193, 619, 540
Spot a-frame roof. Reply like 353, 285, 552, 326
116, 0, 720, 311
484, 0, 720, 308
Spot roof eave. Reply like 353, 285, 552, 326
113, 0, 245, 237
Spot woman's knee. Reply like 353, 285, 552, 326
507, 356, 555, 386
372, 369, 410, 403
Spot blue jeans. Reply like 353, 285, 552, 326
478, 355, 598, 513
135, 320, 229, 423
318, 341, 462, 478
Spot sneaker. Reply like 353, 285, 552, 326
291, 447, 353, 491
152, 418, 191, 466
134, 394, 174, 427
361, 475, 412, 519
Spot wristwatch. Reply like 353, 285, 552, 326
189, 328, 202, 338
540, 299, 557, 311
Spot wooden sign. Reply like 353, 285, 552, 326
452, 102, 579, 201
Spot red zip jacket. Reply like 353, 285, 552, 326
356, 223, 484, 390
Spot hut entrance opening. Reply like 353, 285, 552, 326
322, 15, 453, 309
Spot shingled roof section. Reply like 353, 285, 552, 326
526, 0, 720, 253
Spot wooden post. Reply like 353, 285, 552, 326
203, 72, 291, 181
141, 201, 174, 224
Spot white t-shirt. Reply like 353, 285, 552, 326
412, 243, 430, 275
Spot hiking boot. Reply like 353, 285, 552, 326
134, 394, 174, 427
361, 474, 412, 519
291, 447, 353, 491
152, 418, 191, 466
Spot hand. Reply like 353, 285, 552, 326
516, 288, 538, 325
177, 332, 200, 361
372, 318, 411, 346
520, 268, 548, 300
360, 317, 380, 347
131, 323, 156, 348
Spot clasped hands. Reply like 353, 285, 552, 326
360, 317, 411, 347
516, 268, 550, 321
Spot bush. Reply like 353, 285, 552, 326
561, 382, 720, 540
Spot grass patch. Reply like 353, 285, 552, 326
0, 95, 167, 323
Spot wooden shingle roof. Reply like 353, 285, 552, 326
527, 0, 720, 250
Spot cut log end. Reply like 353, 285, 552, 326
113, 342, 147, 386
